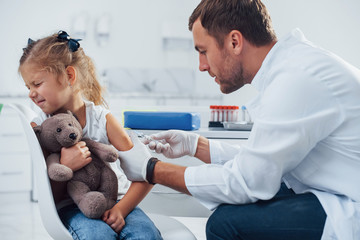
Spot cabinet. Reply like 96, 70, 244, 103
0, 100, 32, 192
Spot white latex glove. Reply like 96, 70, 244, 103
143, 130, 199, 158
118, 131, 152, 182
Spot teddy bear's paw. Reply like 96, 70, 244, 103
48, 164, 73, 181
105, 199, 117, 210
79, 191, 107, 219
105, 151, 119, 162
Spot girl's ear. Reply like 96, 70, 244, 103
65, 66, 76, 86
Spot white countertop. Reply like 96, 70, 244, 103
135, 127, 250, 139
196, 128, 250, 139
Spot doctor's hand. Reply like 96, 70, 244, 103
118, 132, 152, 182
143, 130, 199, 159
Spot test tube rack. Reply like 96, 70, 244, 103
209, 105, 239, 128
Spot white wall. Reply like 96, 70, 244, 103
1, 0, 359, 106
223, 0, 360, 105
0, 0, 201, 96
265, 0, 360, 68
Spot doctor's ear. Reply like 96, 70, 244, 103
228, 30, 243, 55
65, 66, 76, 86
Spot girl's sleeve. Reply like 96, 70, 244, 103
31, 112, 47, 125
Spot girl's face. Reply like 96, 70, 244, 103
21, 63, 73, 115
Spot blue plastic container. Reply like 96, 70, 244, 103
124, 111, 201, 130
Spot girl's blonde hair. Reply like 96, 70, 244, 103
19, 31, 107, 107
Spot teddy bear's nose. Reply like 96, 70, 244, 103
69, 133, 77, 140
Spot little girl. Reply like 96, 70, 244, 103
19, 31, 162, 240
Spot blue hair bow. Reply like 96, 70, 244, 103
57, 30, 81, 52
22, 38, 35, 51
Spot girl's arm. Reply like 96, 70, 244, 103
103, 113, 153, 233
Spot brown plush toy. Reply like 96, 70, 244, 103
33, 111, 119, 219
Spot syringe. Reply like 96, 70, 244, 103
132, 130, 159, 144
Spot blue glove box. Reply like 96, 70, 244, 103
123, 111, 201, 130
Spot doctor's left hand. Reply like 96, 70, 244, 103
118, 131, 152, 182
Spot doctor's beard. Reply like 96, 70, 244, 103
218, 62, 252, 94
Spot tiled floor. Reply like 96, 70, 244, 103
0, 192, 207, 240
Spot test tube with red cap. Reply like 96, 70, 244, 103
209, 105, 239, 123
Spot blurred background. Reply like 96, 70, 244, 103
1, 0, 359, 108
1, 1, 360, 239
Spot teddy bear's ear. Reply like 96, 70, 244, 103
33, 125, 41, 133
73, 113, 79, 121
67, 110, 79, 121
33, 125, 42, 140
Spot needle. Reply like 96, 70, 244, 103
132, 130, 159, 144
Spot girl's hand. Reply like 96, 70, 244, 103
60, 141, 92, 171
102, 207, 126, 233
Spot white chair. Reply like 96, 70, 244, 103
8, 103, 73, 240
8, 103, 196, 240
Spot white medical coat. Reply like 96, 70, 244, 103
185, 29, 360, 240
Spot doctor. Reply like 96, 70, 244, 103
119, 0, 360, 239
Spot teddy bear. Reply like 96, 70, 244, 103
33, 111, 119, 219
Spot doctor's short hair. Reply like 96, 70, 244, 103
188, 0, 277, 48
19, 31, 107, 107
